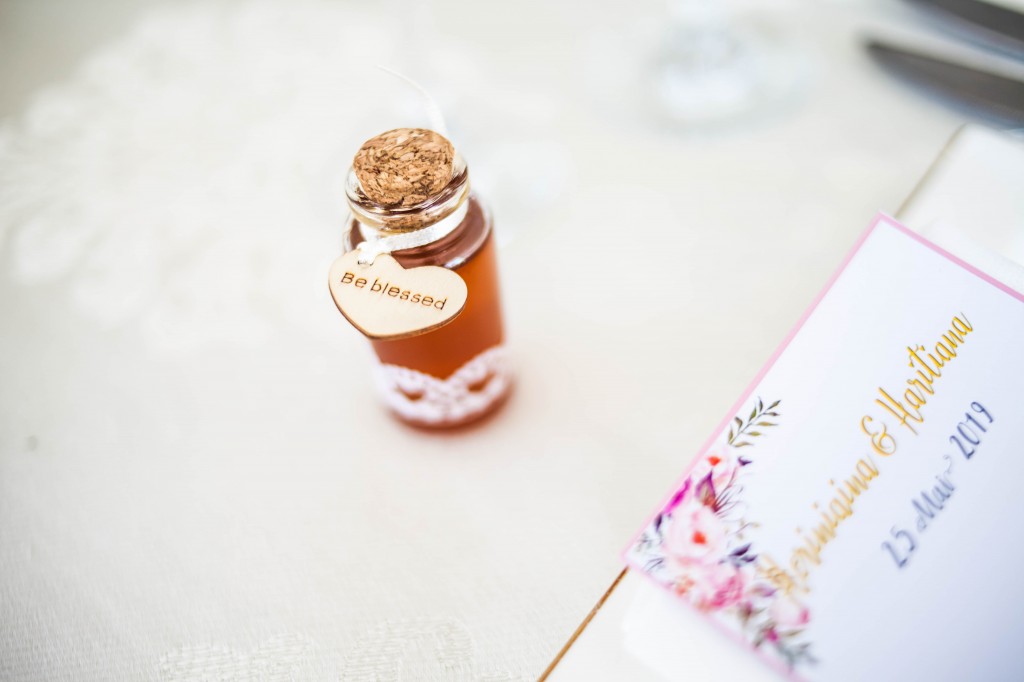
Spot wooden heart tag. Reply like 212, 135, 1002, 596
328, 250, 468, 340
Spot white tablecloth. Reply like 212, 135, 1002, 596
0, 1, 995, 679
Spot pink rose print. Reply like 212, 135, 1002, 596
689, 562, 747, 611
769, 596, 811, 628
630, 398, 815, 670
700, 447, 738, 494
664, 501, 727, 566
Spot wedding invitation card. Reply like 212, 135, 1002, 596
625, 214, 1024, 681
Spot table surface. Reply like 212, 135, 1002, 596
0, 1, 1009, 680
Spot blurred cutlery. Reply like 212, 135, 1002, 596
866, 39, 1024, 125
905, 0, 1024, 57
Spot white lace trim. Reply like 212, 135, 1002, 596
0, 2, 402, 355
373, 345, 510, 426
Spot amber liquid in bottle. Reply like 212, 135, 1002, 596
344, 195, 508, 427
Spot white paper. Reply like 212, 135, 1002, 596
625, 215, 1024, 681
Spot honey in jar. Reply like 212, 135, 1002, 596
331, 128, 511, 427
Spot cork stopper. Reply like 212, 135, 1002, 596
353, 128, 455, 207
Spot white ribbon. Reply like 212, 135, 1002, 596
354, 200, 468, 265
354, 67, 457, 266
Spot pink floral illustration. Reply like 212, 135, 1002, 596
629, 398, 815, 669
771, 596, 811, 628
664, 500, 728, 565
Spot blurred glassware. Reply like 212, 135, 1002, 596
653, 0, 808, 128
581, 0, 809, 134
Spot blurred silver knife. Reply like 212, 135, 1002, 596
867, 39, 1024, 125
905, 0, 1024, 56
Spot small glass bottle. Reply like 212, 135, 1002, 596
340, 129, 510, 428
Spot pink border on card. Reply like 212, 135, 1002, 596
621, 212, 1024, 681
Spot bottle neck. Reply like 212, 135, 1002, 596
345, 152, 469, 232
352, 199, 469, 264
344, 151, 472, 263
345, 194, 490, 271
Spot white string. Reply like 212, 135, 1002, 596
374, 65, 449, 137
355, 67, 455, 265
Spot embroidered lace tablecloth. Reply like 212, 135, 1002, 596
0, 1, 980, 680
